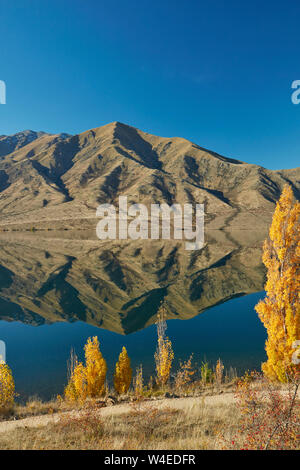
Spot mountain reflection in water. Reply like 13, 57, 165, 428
0, 229, 266, 334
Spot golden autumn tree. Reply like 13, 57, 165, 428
0, 362, 15, 412
65, 336, 107, 401
64, 361, 87, 402
114, 347, 132, 395
155, 305, 174, 387
84, 336, 107, 397
255, 185, 300, 382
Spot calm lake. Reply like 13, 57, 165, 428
0, 232, 267, 401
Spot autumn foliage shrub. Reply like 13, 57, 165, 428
174, 355, 195, 392
114, 347, 132, 395
65, 337, 107, 402
227, 371, 300, 450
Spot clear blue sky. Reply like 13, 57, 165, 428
0, 0, 299, 169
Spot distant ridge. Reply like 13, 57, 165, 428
0, 121, 299, 231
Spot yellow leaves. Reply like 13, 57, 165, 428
155, 338, 174, 387
114, 347, 132, 395
255, 185, 300, 382
0, 363, 15, 411
65, 361, 87, 402
65, 337, 107, 402
155, 306, 174, 387
84, 337, 107, 398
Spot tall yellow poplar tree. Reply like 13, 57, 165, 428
0, 362, 15, 411
114, 347, 132, 394
255, 185, 300, 382
84, 336, 107, 397
155, 305, 174, 387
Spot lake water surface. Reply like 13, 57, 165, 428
0, 232, 267, 400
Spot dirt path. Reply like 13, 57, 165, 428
0, 393, 236, 434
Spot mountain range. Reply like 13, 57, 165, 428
0, 122, 299, 231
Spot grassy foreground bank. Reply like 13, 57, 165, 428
0, 376, 299, 451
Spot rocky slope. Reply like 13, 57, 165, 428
0, 122, 299, 231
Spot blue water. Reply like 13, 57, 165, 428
0, 291, 267, 401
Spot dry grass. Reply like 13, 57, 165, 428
0, 378, 298, 450
0, 397, 75, 422
0, 379, 237, 423
0, 398, 239, 450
